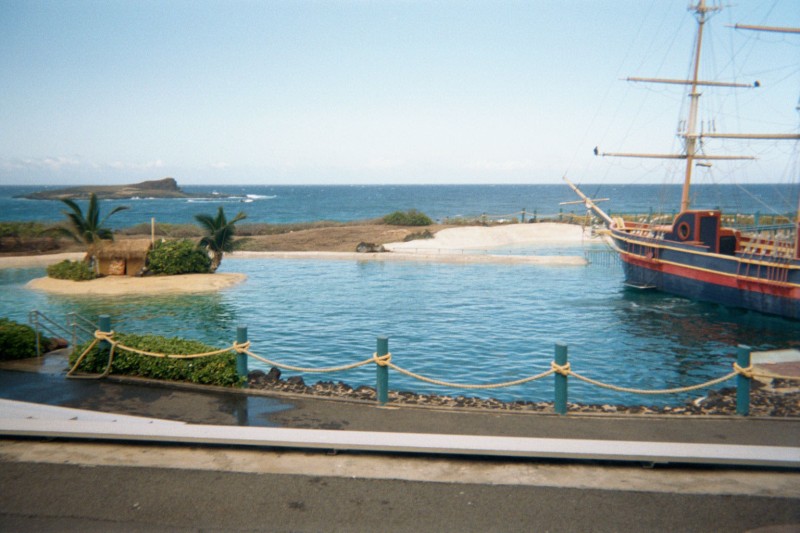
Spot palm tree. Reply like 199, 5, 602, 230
195, 206, 247, 273
59, 193, 130, 267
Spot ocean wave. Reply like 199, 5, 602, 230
187, 197, 244, 203
186, 194, 276, 203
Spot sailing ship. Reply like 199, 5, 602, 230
566, 1, 800, 320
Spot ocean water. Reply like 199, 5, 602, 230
0, 183, 797, 228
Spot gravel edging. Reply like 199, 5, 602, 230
247, 368, 800, 418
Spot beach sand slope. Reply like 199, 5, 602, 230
26, 273, 246, 296
384, 223, 594, 252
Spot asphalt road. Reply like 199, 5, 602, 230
1, 458, 799, 533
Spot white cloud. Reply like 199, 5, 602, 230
0, 155, 82, 171
41, 156, 82, 170
210, 161, 230, 170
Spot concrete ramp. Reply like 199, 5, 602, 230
1, 400, 797, 468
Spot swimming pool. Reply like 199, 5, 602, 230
3, 252, 797, 406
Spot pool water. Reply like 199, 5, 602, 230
3, 252, 798, 406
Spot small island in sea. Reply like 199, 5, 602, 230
19, 177, 212, 200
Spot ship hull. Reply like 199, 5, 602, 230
610, 229, 800, 320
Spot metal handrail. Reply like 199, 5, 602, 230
29, 310, 94, 357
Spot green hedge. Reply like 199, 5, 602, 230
0, 318, 49, 360
69, 333, 242, 386
0, 221, 50, 239
383, 209, 433, 226
47, 260, 96, 281
147, 239, 211, 275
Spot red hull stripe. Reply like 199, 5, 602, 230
622, 254, 800, 299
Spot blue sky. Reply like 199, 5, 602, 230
1, 0, 797, 186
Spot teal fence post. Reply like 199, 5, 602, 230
555, 343, 568, 415
736, 344, 751, 416
521, 208, 526, 223
376, 336, 389, 405
237, 326, 249, 388
98, 314, 111, 355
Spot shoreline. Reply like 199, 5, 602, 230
2, 223, 594, 295
0, 252, 84, 269
247, 370, 799, 418
26, 273, 247, 295
227, 250, 587, 266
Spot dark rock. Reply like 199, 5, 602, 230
45, 337, 69, 351
248, 369, 267, 386
355, 242, 385, 253
266, 367, 282, 382
242, 370, 798, 418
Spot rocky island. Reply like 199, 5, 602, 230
19, 177, 205, 200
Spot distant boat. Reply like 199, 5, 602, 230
566, 1, 800, 320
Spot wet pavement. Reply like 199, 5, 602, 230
0, 369, 292, 427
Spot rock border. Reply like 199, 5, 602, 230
248, 369, 800, 418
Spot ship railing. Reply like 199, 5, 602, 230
738, 233, 797, 260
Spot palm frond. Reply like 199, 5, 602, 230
99, 205, 130, 227
194, 213, 217, 232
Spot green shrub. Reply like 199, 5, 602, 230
0, 221, 49, 239
69, 333, 242, 386
383, 209, 433, 226
0, 318, 49, 360
147, 239, 211, 275
46, 260, 96, 281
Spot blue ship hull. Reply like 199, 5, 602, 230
608, 211, 800, 320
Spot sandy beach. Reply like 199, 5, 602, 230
26, 273, 247, 295
383, 222, 594, 252
0, 252, 84, 269
7, 223, 593, 295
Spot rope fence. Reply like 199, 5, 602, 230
66, 316, 799, 416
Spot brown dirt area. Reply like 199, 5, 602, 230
236, 224, 453, 252
0, 223, 454, 256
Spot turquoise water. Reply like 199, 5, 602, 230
3, 251, 798, 406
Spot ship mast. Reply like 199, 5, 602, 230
600, 1, 747, 212
597, 3, 800, 214
681, 0, 713, 212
